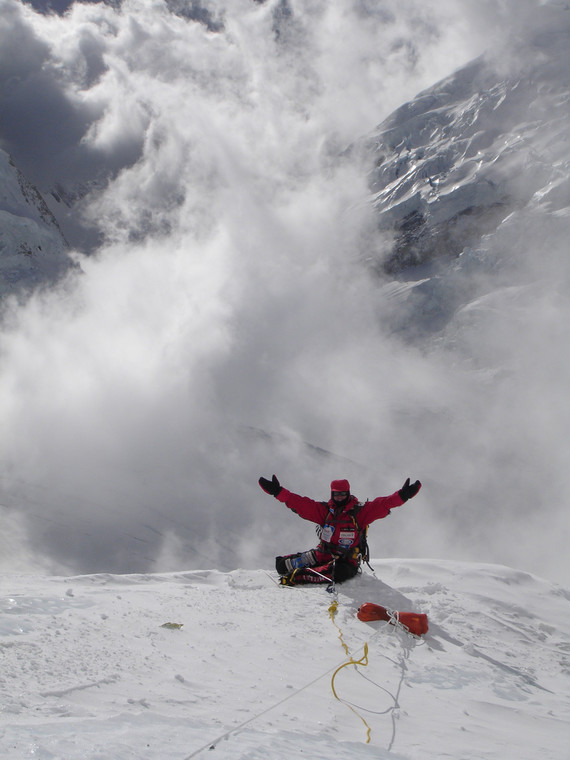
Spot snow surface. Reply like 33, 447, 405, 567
1, 560, 568, 759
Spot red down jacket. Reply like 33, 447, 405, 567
276, 488, 404, 566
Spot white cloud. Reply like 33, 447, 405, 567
1, 0, 568, 585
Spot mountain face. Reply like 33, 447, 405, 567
0, 148, 74, 297
366, 5, 569, 276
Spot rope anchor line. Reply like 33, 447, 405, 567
327, 599, 372, 743
326, 596, 424, 748
183, 589, 423, 758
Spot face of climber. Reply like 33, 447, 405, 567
331, 490, 350, 507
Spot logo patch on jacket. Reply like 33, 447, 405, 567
338, 530, 356, 547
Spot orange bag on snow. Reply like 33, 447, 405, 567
357, 603, 428, 636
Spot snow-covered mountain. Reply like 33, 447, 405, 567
0, 148, 74, 297
1, 560, 568, 759
366, 3, 569, 277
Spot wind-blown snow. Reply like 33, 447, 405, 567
0, 0, 569, 587
1, 560, 568, 759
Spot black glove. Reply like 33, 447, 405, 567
398, 477, 421, 502
259, 474, 282, 497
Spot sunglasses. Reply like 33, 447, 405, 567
332, 491, 349, 499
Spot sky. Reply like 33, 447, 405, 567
0, 0, 569, 586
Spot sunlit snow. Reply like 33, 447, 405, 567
1, 561, 568, 758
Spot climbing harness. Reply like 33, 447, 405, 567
317, 502, 374, 570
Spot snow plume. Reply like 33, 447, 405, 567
0, 0, 568, 584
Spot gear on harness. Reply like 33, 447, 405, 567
317, 503, 374, 572
351, 510, 374, 572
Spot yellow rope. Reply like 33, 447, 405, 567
328, 600, 349, 655
327, 600, 372, 743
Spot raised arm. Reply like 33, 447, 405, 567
357, 478, 421, 526
259, 475, 327, 523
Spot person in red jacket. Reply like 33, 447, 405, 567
258, 475, 421, 585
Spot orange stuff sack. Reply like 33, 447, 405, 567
357, 603, 428, 636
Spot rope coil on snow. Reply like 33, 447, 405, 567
330, 641, 372, 743
327, 594, 426, 750
183, 580, 425, 758
327, 598, 372, 743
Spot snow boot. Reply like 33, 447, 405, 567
276, 551, 317, 575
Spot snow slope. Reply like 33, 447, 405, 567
366, 2, 570, 273
1, 560, 568, 759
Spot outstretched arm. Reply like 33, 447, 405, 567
258, 475, 327, 523
358, 478, 421, 525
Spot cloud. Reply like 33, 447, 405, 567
0, 0, 568, 585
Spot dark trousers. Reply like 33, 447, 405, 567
275, 552, 359, 584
